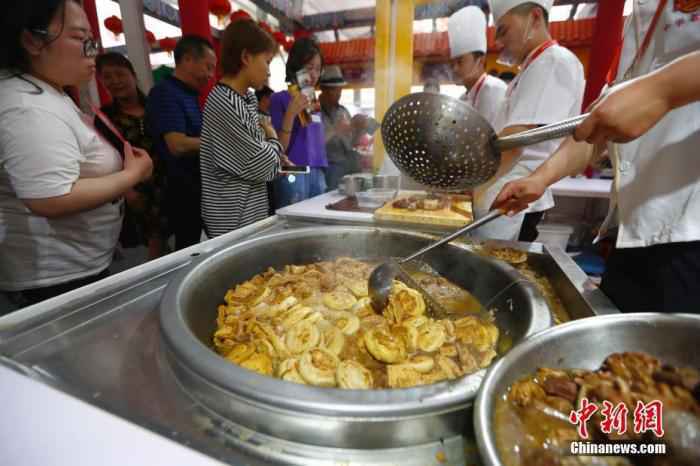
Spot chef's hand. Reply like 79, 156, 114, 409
491, 174, 548, 216
574, 76, 671, 146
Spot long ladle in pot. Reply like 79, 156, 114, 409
369, 208, 505, 314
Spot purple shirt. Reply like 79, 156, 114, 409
269, 90, 327, 168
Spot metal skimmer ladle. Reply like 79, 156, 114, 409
381, 92, 588, 190
369, 209, 505, 314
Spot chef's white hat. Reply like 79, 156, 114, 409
448, 6, 488, 59
489, 0, 554, 24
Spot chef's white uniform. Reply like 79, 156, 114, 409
471, 43, 585, 241
601, 0, 700, 248
596, 0, 700, 313
449, 6, 507, 129
460, 74, 507, 129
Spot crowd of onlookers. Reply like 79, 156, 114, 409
100, 32, 376, 254
0, 0, 375, 311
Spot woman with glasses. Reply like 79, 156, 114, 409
0, 0, 152, 311
269, 37, 328, 209
97, 52, 167, 259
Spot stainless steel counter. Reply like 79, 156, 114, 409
0, 215, 618, 466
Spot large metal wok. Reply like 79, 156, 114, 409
160, 226, 551, 449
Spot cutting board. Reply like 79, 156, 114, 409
374, 192, 473, 227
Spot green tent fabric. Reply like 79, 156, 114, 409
152, 65, 174, 84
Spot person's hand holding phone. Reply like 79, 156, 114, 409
288, 92, 309, 117
280, 154, 295, 167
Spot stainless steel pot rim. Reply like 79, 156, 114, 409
160, 226, 551, 419
474, 312, 700, 466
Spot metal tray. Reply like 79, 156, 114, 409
0, 216, 618, 465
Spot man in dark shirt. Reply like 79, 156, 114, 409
319, 66, 361, 190
146, 35, 216, 250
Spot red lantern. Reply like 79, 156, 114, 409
283, 38, 294, 52
145, 30, 156, 47
159, 37, 177, 56
229, 9, 252, 23
103, 15, 123, 38
258, 21, 273, 35
209, 0, 232, 25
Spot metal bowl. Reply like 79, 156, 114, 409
474, 313, 700, 466
372, 174, 400, 190
160, 226, 551, 449
338, 175, 363, 196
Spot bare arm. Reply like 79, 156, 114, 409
22, 144, 153, 218
530, 137, 594, 186
491, 136, 594, 214
661, 50, 700, 108
278, 112, 296, 151
276, 93, 309, 152
489, 124, 534, 180
164, 132, 200, 157
575, 51, 700, 145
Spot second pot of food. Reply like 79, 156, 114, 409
475, 312, 700, 466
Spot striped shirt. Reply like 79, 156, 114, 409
200, 84, 281, 237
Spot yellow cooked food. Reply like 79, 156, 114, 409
482, 246, 528, 265
299, 348, 339, 387
337, 360, 374, 389
285, 319, 320, 355
212, 257, 500, 389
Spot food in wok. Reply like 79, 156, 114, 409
212, 257, 499, 389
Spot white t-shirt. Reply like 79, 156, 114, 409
0, 74, 124, 291
600, 0, 700, 248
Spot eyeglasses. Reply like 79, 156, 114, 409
31, 29, 100, 58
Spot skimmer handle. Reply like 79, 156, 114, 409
494, 113, 589, 152
400, 209, 505, 263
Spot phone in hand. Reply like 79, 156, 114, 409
280, 165, 310, 174
295, 69, 317, 109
